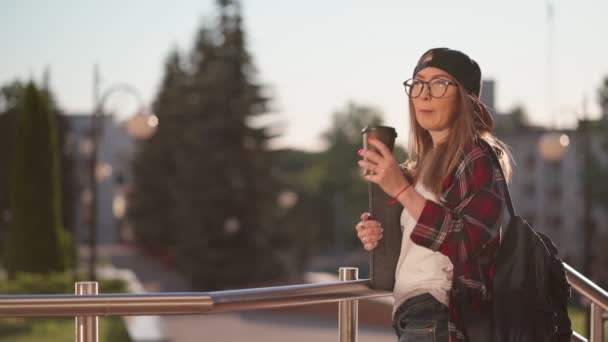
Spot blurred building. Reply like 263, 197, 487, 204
485, 80, 608, 280
63, 114, 135, 246
481, 80, 496, 113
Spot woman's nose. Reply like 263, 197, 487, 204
419, 84, 432, 100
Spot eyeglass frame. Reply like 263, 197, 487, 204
403, 78, 459, 99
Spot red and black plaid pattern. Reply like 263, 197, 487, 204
410, 140, 507, 341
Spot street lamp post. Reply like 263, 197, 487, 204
88, 70, 157, 281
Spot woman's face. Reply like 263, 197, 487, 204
410, 67, 460, 143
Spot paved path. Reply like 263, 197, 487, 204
162, 312, 394, 342
84, 244, 396, 342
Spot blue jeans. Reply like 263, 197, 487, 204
392, 293, 449, 342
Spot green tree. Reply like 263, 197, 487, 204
316, 102, 406, 253
0, 82, 22, 252
319, 102, 383, 252
41, 71, 77, 248
178, 0, 282, 289
129, 49, 185, 254
271, 102, 407, 275
3, 82, 72, 276
270, 148, 326, 276
129, 0, 283, 289
267, 101, 387, 275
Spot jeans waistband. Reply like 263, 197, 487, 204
404, 293, 436, 306
395, 293, 437, 315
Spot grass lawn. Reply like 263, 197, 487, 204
0, 317, 131, 342
569, 306, 608, 341
570, 306, 587, 336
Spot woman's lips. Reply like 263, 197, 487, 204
418, 109, 434, 115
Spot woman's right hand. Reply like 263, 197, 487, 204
355, 212, 384, 251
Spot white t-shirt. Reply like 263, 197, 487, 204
392, 182, 453, 317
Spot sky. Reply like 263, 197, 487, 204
1, 0, 607, 151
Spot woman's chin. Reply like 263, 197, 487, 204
417, 121, 437, 131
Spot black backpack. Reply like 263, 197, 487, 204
462, 140, 572, 342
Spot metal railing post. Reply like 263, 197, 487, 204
589, 303, 604, 342
338, 267, 358, 342
75, 282, 98, 342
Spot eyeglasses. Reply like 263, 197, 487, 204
403, 78, 458, 98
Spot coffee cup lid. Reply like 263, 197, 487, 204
361, 125, 397, 137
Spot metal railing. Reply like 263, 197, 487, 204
0, 264, 606, 342
564, 263, 608, 342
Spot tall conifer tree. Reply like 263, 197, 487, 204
130, 1, 283, 289
3, 82, 71, 275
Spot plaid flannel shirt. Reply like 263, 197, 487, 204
410, 140, 508, 341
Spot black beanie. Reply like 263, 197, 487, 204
412, 48, 482, 97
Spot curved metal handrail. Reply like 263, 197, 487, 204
572, 331, 588, 342
0, 279, 390, 318
564, 262, 607, 341
0, 263, 605, 341
564, 262, 608, 311
1, 263, 603, 317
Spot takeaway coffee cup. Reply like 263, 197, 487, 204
361, 126, 397, 175
361, 125, 397, 153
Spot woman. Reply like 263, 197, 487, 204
356, 47, 512, 342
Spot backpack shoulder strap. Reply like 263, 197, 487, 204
478, 138, 516, 217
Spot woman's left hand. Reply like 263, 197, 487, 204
358, 137, 409, 198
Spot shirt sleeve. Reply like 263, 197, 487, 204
410, 147, 506, 263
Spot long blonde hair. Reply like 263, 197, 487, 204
405, 85, 512, 195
